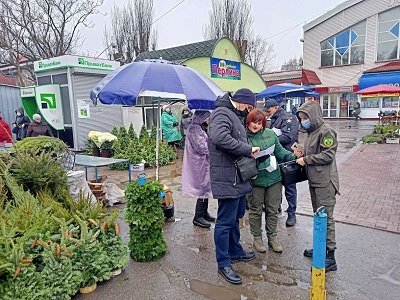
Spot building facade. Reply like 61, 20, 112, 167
303, 0, 400, 118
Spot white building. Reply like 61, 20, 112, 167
303, 0, 400, 118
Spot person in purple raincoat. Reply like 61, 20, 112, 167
182, 110, 216, 228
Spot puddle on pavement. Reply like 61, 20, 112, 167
185, 278, 256, 300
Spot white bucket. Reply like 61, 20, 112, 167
130, 163, 145, 172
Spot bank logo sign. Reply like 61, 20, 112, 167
35, 85, 64, 130
34, 55, 120, 72
40, 93, 57, 109
38, 61, 61, 69
210, 57, 241, 80
78, 57, 113, 70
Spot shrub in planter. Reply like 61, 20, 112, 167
98, 225, 129, 273
14, 137, 68, 155
362, 134, 385, 144
125, 180, 167, 262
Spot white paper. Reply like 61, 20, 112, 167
266, 155, 277, 172
271, 127, 282, 136
77, 100, 90, 119
254, 144, 275, 159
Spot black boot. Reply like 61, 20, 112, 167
286, 213, 296, 227
193, 199, 211, 228
203, 198, 216, 222
326, 250, 337, 272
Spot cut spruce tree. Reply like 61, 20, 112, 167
125, 180, 167, 262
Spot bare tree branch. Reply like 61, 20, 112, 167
105, 0, 157, 63
203, 0, 275, 72
0, 0, 103, 85
246, 35, 276, 73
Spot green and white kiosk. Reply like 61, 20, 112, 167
21, 55, 121, 150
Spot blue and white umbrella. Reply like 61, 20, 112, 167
256, 83, 316, 99
90, 59, 224, 180
90, 59, 224, 110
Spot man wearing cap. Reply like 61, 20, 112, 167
264, 99, 299, 227
208, 88, 260, 285
27, 114, 53, 137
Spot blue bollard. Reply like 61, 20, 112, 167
310, 206, 327, 300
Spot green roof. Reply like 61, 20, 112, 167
135, 39, 219, 63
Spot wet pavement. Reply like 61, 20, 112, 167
76, 120, 400, 300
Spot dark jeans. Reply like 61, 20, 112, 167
214, 195, 246, 268
284, 183, 297, 215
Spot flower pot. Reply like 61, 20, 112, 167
92, 147, 100, 157
80, 283, 97, 294
111, 268, 122, 277
101, 149, 112, 158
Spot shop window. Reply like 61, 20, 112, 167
52, 73, 68, 85
37, 76, 51, 85
377, 7, 400, 61
320, 21, 366, 67
382, 97, 399, 108
361, 98, 380, 108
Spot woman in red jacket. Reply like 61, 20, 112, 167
0, 111, 13, 143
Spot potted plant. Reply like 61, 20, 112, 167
125, 179, 167, 262
98, 132, 117, 158
88, 131, 102, 156
100, 140, 114, 158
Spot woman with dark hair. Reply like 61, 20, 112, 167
246, 109, 295, 254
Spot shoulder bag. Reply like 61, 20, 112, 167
234, 156, 258, 183
279, 160, 307, 186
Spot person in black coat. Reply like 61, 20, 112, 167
208, 89, 260, 285
265, 99, 299, 227
12, 107, 30, 141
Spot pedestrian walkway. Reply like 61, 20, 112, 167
296, 144, 400, 233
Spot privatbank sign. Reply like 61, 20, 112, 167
33, 55, 120, 72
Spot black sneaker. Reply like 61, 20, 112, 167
218, 266, 242, 285
286, 214, 296, 227
303, 248, 313, 258
231, 251, 256, 263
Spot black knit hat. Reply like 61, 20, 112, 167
232, 88, 256, 107
264, 99, 279, 108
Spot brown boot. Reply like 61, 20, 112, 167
253, 237, 267, 253
268, 237, 283, 253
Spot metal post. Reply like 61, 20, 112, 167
156, 100, 160, 181
310, 206, 327, 300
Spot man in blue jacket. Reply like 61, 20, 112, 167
265, 99, 299, 227
208, 89, 260, 285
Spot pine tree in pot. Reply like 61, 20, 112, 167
125, 179, 167, 262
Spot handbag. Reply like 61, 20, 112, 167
234, 156, 258, 183
279, 160, 307, 186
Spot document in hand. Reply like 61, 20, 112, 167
254, 144, 275, 159
271, 127, 282, 136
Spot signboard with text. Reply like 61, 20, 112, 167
34, 55, 120, 72
35, 85, 64, 130
210, 57, 241, 80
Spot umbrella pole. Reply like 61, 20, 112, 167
156, 100, 160, 181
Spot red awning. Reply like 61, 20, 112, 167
356, 84, 400, 97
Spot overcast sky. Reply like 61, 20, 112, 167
81, 0, 345, 70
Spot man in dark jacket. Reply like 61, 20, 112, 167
265, 99, 299, 227
12, 107, 30, 140
208, 89, 260, 285
296, 101, 339, 272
